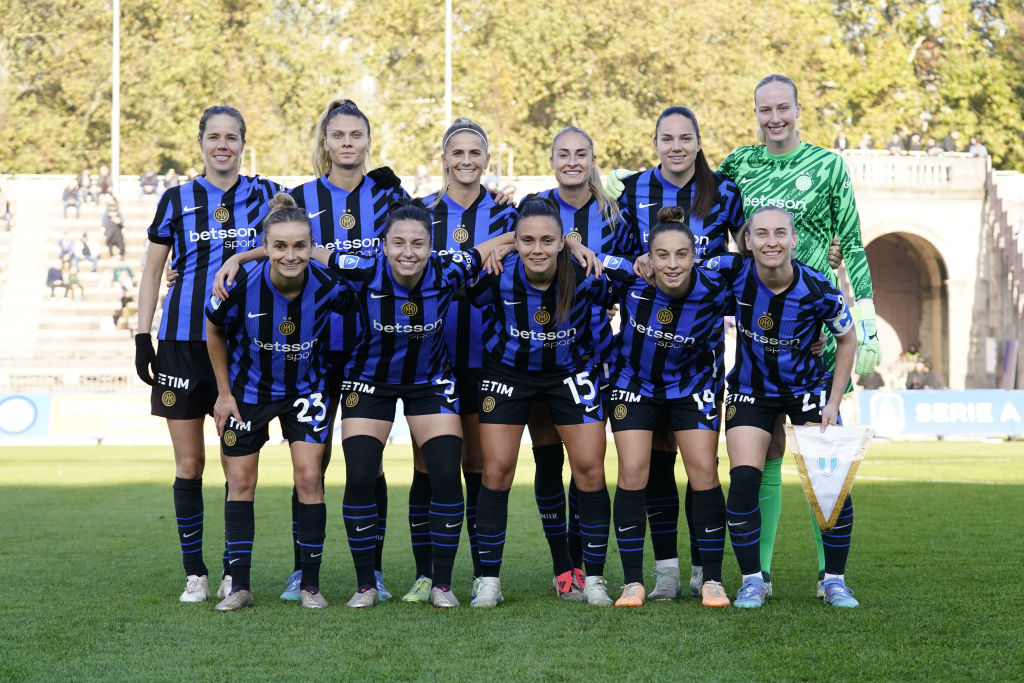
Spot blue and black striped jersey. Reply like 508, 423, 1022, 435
603, 261, 730, 400
529, 188, 622, 364
468, 254, 615, 375
290, 175, 409, 353
327, 249, 482, 385
149, 174, 281, 341
422, 188, 517, 369
614, 167, 743, 260
205, 259, 349, 403
703, 254, 853, 396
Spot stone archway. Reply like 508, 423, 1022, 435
866, 232, 949, 383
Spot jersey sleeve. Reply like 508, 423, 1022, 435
700, 253, 744, 284
326, 251, 377, 293
716, 149, 741, 182
466, 270, 498, 308
823, 290, 854, 336
829, 156, 874, 300
147, 190, 177, 245
440, 249, 482, 289
612, 179, 641, 256
205, 266, 248, 328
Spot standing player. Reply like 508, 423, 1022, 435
522, 126, 623, 599
604, 207, 733, 608
401, 118, 517, 603
716, 74, 880, 597
609, 106, 744, 600
705, 206, 858, 608
312, 199, 510, 608
467, 197, 615, 608
205, 194, 347, 611
135, 105, 278, 603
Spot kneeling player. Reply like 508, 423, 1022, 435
706, 206, 857, 608
206, 194, 348, 611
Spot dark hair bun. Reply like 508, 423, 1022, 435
656, 206, 686, 224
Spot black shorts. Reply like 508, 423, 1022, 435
724, 386, 833, 433
608, 386, 719, 433
338, 374, 460, 421
453, 368, 481, 415
478, 365, 603, 426
151, 340, 216, 419
221, 391, 331, 456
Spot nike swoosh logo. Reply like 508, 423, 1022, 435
586, 543, 607, 548
630, 292, 650, 301
727, 521, 744, 527
310, 552, 322, 558
648, 511, 662, 518
356, 524, 373, 532
229, 558, 240, 564
740, 178, 755, 184
479, 550, 490, 555
182, 530, 199, 538
432, 220, 442, 225
313, 424, 327, 432
758, 496, 772, 502
584, 404, 599, 413
737, 301, 753, 307
705, 526, 723, 533
411, 522, 428, 527
183, 205, 203, 212
832, 523, 851, 530
308, 210, 326, 219
370, 293, 388, 299
247, 312, 268, 318
617, 526, 636, 532
638, 202, 657, 209
503, 299, 520, 306
445, 522, 460, 528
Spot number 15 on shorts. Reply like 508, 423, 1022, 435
563, 370, 597, 405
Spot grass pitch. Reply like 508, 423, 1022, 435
1, 440, 1022, 681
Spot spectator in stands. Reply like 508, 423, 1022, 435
96, 166, 113, 200
46, 260, 68, 298
500, 183, 517, 203
103, 199, 126, 257
75, 233, 99, 272
140, 168, 160, 199
906, 359, 942, 390
2, 197, 10, 231
63, 182, 81, 219
925, 137, 942, 156
833, 131, 849, 152
66, 265, 83, 300
163, 168, 180, 190
112, 254, 136, 287
886, 133, 905, 156
857, 132, 874, 150
903, 342, 921, 361
942, 131, 961, 153
113, 268, 137, 329
78, 168, 95, 204
57, 231, 75, 263
908, 133, 922, 152
968, 136, 988, 157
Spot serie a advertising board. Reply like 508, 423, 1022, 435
859, 390, 1024, 437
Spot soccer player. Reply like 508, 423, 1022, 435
401, 118, 517, 603
467, 196, 616, 608
716, 74, 879, 598
134, 105, 279, 603
704, 206, 858, 608
312, 199, 510, 609
521, 126, 623, 600
610, 106, 744, 600
206, 193, 347, 611
604, 207, 733, 607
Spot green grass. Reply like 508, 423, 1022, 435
2, 441, 1022, 681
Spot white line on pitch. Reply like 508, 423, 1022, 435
781, 469, 1024, 486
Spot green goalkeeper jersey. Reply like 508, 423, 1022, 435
717, 142, 874, 301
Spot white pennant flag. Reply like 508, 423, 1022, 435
785, 424, 873, 531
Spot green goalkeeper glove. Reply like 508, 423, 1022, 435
604, 169, 637, 200
852, 301, 881, 375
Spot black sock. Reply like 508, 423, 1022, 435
646, 450, 679, 562
374, 474, 388, 573
408, 469, 432, 579
474, 485, 509, 578
172, 477, 207, 577
726, 466, 762, 575
342, 435, 384, 589
613, 487, 646, 584
567, 477, 582, 568
577, 486, 611, 577
224, 500, 254, 591
422, 435, 464, 588
822, 495, 854, 575
464, 471, 483, 577
298, 502, 326, 591
291, 486, 301, 572
533, 443, 572, 575
692, 486, 726, 583
222, 482, 231, 578
685, 482, 701, 566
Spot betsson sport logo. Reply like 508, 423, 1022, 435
253, 337, 320, 361
190, 226, 258, 249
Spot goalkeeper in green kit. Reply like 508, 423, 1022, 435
608, 74, 880, 605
